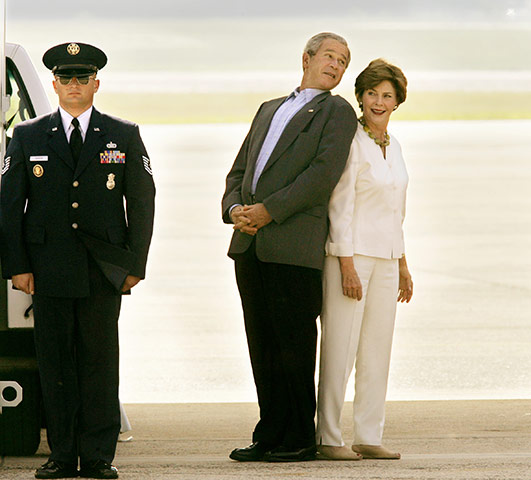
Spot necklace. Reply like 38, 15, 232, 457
360, 116, 390, 147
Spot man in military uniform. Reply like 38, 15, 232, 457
0, 43, 155, 479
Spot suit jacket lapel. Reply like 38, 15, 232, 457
74, 108, 106, 178
260, 91, 330, 176
47, 110, 75, 170
242, 97, 286, 193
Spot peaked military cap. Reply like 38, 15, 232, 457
43, 42, 107, 75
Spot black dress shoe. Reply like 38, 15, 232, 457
264, 445, 317, 462
229, 442, 273, 462
79, 460, 118, 479
35, 460, 78, 479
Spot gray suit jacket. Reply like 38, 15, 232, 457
222, 91, 357, 270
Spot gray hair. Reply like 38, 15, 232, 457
304, 32, 350, 67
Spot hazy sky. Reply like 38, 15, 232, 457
5, 0, 530, 101
6, 0, 531, 21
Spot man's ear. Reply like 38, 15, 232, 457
302, 52, 310, 71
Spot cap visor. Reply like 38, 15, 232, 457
54, 65, 97, 75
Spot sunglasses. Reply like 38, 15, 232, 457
55, 75, 94, 85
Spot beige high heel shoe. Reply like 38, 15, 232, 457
352, 444, 400, 459
317, 445, 363, 460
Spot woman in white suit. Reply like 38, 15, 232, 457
316, 59, 413, 461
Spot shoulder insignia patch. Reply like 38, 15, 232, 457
1, 156, 11, 175
142, 156, 153, 175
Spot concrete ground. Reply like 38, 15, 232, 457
2, 399, 530, 479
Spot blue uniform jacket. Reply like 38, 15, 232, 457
0, 108, 155, 297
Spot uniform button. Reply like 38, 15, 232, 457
72, 223, 78, 229
73, 181, 79, 187
72, 202, 79, 209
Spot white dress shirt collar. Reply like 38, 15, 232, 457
290, 87, 327, 102
59, 106, 93, 142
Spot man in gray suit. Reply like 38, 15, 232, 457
222, 32, 357, 462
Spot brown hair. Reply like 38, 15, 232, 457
355, 58, 407, 109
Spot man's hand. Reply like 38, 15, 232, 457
122, 275, 141, 292
230, 205, 258, 236
242, 203, 273, 230
12, 273, 35, 295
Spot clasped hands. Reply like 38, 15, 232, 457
231, 203, 272, 236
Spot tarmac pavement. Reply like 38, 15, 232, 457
2, 399, 531, 479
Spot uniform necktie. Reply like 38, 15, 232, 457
70, 117, 83, 165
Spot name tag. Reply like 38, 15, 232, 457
30, 155, 48, 162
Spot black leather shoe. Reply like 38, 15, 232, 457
35, 460, 78, 479
264, 445, 317, 462
229, 442, 273, 462
79, 460, 118, 479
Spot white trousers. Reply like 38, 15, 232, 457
316, 254, 399, 446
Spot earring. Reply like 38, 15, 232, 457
393, 105, 398, 111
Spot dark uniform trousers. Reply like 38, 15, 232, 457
234, 240, 322, 449
33, 256, 121, 465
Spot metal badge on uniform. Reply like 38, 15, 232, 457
142, 156, 153, 175
106, 142, 117, 149
308, 109, 314, 113
106, 173, 116, 190
33, 164, 44, 178
1, 156, 10, 175
30, 156, 48, 162
100, 150, 125, 164
67, 43, 80, 55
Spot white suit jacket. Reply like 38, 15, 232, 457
326, 122, 408, 260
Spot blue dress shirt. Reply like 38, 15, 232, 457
250, 88, 325, 193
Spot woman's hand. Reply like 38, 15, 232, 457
398, 255, 413, 303
339, 257, 362, 300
